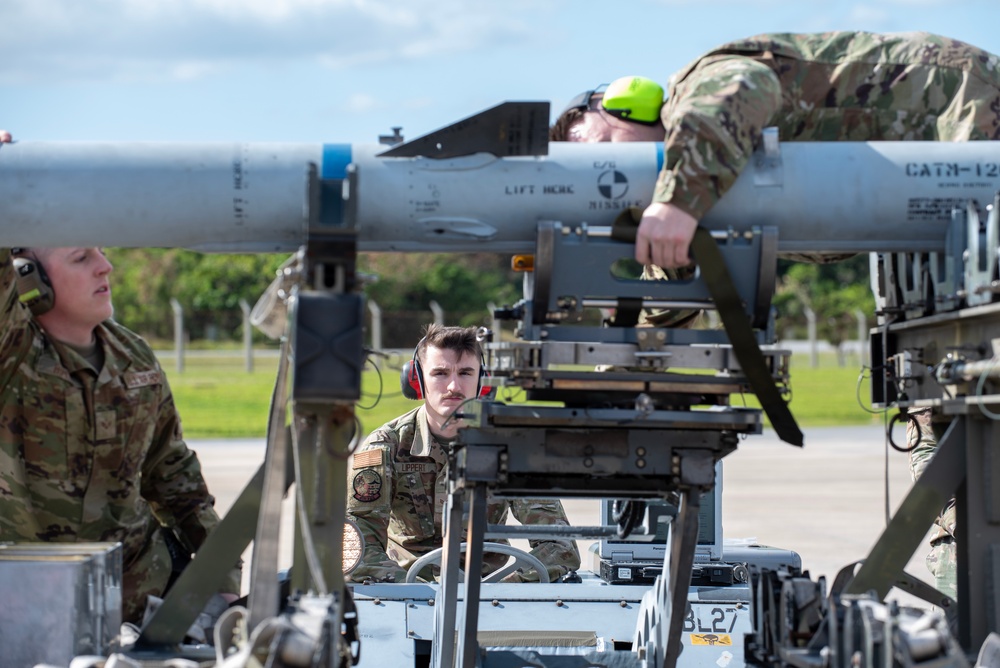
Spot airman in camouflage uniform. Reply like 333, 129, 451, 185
347, 325, 580, 584
908, 408, 957, 599
347, 406, 581, 583
653, 32, 1000, 225
0, 247, 239, 624
553, 31, 1000, 268
653, 31, 993, 592
551, 31, 998, 590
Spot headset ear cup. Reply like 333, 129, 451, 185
400, 359, 423, 400
478, 374, 493, 398
478, 355, 494, 398
12, 256, 55, 316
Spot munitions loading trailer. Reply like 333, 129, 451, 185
0, 102, 997, 667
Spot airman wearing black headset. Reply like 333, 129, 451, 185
346, 324, 581, 584
1, 239, 241, 624
400, 334, 492, 401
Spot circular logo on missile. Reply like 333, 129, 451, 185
598, 170, 629, 199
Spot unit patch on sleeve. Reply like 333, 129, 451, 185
352, 469, 383, 502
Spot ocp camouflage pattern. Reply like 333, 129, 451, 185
0, 249, 239, 623
346, 405, 581, 583
907, 407, 956, 598
655, 31, 1000, 220
640, 264, 705, 327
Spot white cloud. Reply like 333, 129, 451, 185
118, 0, 357, 21
317, 50, 396, 71
648, 0, 785, 5
846, 4, 891, 25
402, 96, 435, 111
345, 92, 378, 113
0, 0, 546, 84
169, 61, 227, 81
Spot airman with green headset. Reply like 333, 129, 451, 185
551, 32, 1000, 273
551, 31, 1000, 601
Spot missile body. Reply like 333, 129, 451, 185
0, 142, 320, 253
0, 140, 997, 254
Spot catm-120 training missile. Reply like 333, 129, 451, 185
0, 134, 997, 255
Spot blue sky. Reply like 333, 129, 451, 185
2, 0, 998, 144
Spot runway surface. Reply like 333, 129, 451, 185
193, 421, 935, 607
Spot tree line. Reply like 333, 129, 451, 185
105, 249, 874, 347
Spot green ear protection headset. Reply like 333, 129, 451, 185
560, 75, 665, 125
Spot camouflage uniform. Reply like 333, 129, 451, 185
635, 31, 998, 591
347, 405, 581, 583
656, 31, 1000, 221
653, 35, 995, 587
640, 264, 704, 328
0, 249, 239, 624
908, 408, 957, 599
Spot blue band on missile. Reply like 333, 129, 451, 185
321, 144, 353, 180
656, 143, 664, 172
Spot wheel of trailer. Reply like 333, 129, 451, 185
404, 542, 550, 583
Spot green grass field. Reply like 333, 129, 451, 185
163, 351, 885, 438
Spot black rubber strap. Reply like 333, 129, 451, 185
610, 297, 643, 327
611, 207, 643, 243
690, 227, 803, 446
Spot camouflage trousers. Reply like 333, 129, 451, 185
926, 537, 957, 601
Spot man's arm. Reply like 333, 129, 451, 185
1, 248, 21, 327
346, 437, 406, 583
1, 132, 32, 344
508, 498, 581, 582
139, 370, 241, 594
1, 248, 35, 393
637, 55, 782, 268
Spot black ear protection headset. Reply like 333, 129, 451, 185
10, 248, 55, 316
400, 337, 491, 401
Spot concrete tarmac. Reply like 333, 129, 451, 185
193, 421, 935, 607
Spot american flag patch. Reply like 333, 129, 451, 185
353, 449, 383, 469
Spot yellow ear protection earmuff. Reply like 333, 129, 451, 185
560, 76, 665, 126
602, 76, 665, 124
400, 338, 490, 401
11, 248, 55, 316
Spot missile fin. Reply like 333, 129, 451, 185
378, 102, 550, 159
